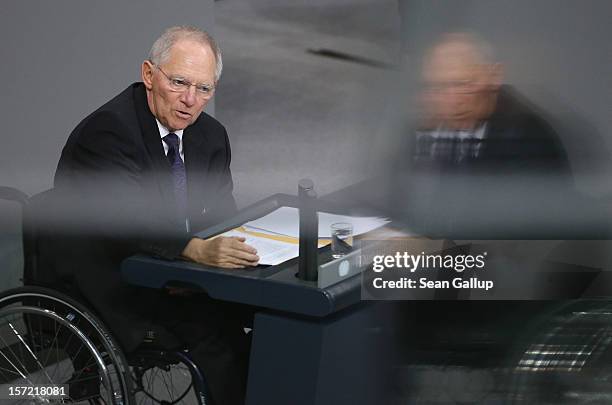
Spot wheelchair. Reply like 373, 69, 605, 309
0, 186, 211, 404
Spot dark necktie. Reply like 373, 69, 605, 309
162, 133, 188, 227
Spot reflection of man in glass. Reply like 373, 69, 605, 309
412, 32, 569, 173
422, 33, 501, 132
390, 35, 574, 393
392, 33, 571, 238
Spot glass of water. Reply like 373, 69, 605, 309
331, 222, 353, 259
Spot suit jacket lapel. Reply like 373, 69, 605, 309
183, 119, 212, 219
133, 84, 178, 217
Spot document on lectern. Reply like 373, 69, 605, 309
244, 206, 389, 238
220, 228, 299, 266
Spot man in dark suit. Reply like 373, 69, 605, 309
390, 33, 574, 387
391, 33, 571, 238
42, 26, 258, 405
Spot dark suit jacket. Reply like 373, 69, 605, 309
36, 83, 237, 351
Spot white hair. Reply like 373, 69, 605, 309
148, 25, 223, 82
434, 32, 496, 65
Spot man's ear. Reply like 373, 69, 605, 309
489, 63, 503, 89
141, 60, 154, 90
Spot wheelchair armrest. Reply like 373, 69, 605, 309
0, 186, 29, 206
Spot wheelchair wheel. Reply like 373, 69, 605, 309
131, 349, 209, 405
0, 286, 134, 404
511, 300, 612, 404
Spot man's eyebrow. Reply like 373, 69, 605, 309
169, 72, 213, 85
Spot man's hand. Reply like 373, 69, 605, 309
181, 236, 259, 268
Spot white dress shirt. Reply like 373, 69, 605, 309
428, 122, 488, 141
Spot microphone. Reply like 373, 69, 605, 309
298, 179, 318, 281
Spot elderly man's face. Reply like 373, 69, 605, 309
422, 42, 500, 130
142, 39, 217, 132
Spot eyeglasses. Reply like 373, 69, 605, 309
425, 81, 482, 95
154, 64, 215, 99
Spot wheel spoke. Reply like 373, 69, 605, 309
0, 332, 31, 383
8, 321, 54, 384
0, 291, 132, 404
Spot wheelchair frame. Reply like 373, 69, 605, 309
0, 186, 210, 404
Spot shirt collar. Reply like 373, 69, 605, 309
425, 121, 488, 140
155, 119, 184, 140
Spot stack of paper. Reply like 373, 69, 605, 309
221, 207, 389, 266
244, 207, 389, 238
221, 228, 299, 266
